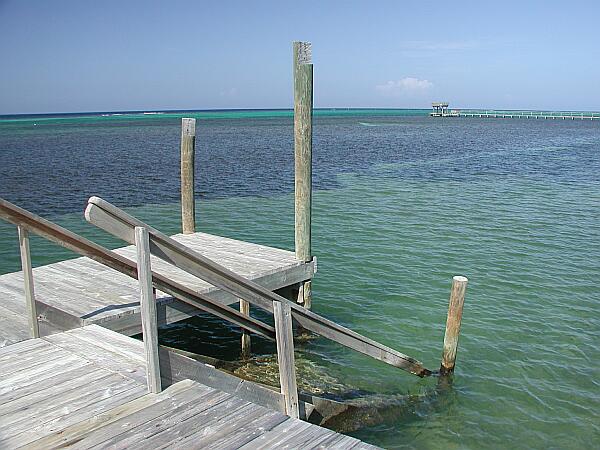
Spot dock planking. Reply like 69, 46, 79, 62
0, 231, 315, 346
0, 325, 379, 449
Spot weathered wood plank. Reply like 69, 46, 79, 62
135, 226, 161, 393
6, 387, 147, 449
238, 418, 314, 449
273, 300, 299, 418
123, 398, 254, 449
20, 381, 196, 449
43, 332, 147, 385
17, 226, 40, 338
0, 373, 140, 438
0, 368, 112, 418
87, 390, 237, 449
170, 403, 284, 449
0, 363, 95, 406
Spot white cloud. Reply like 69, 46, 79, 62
376, 77, 433, 96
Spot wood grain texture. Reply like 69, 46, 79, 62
440, 275, 469, 375
0, 325, 381, 449
293, 43, 313, 264
240, 298, 251, 358
135, 226, 162, 393
180, 118, 196, 234
273, 300, 299, 418
17, 226, 40, 338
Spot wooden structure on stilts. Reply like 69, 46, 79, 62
0, 42, 470, 448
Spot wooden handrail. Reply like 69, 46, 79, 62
0, 197, 276, 340
85, 196, 433, 377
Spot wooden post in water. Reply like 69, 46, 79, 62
273, 300, 299, 418
134, 226, 162, 393
180, 118, 196, 234
240, 298, 251, 358
17, 226, 39, 338
293, 41, 313, 309
440, 275, 469, 376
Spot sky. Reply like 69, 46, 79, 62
1, 0, 599, 114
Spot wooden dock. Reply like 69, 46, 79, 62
457, 109, 599, 120
0, 231, 314, 346
0, 325, 378, 449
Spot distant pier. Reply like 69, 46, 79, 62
430, 103, 599, 120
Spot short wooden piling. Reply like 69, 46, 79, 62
440, 275, 469, 376
273, 300, 299, 418
17, 226, 39, 338
180, 118, 196, 235
240, 298, 251, 358
134, 226, 162, 393
293, 41, 313, 309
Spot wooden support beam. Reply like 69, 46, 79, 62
240, 298, 251, 358
135, 226, 162, 393
273, 300, 299, 418
440, 276, 469, 376
293, 41, 314, 310
181, 118, 196, 234
17, 226, 40, 338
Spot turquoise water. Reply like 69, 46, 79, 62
0, 110, 598, 448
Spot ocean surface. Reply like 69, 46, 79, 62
0, 109, 598, 449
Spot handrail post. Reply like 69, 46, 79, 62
134, 226, 162, 393
17, 226, 40, 338
240, 298, 251, 358
440, 276, 469, 376
273, 300, 299, 418
181, 118, 196, 234
293, 41, 314, 310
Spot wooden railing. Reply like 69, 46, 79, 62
0, 196, 469, 420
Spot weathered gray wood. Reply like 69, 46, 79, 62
135, 226, 162, 393
0, 198, 275, 341
85, 196, 431, 377
92, 392, 241, 449
0, 325, 379, 450
0, 373, 141, 438
293, 42, 314, 312
293, 41, 313, 265
26, 381, 215, 450
181, 117, 196, 234
440, 275, 469, 375
157, 345, 287, 413
238, 418, 313, 449
240, 298, 251, 358
273, 300, 299, 418
17, 226, 40, 338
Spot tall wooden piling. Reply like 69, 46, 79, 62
440, 275, 469, 375
17, 226, 39, 338
180, 118, 196, 234
293, 41, 313, 309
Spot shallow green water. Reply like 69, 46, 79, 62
0, 111, 598, 448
